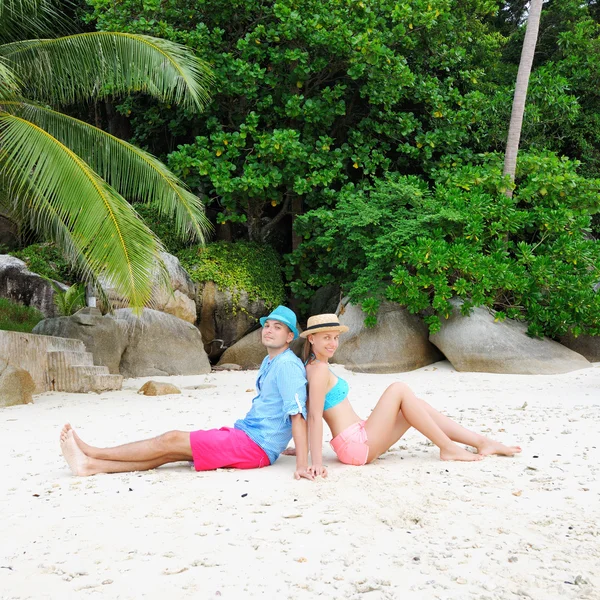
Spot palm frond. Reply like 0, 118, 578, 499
1, 100, 211, 244
0, 111, 166, 308
1, 32, 214, 110
0, 0, 67, 43
0, 58, 20, 99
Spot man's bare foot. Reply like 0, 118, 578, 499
440, 445, 484, 462
477, 440, 522, 457
60, 430, 93, 476
60, 423, 93, 456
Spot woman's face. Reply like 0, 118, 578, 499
309, 331, 340, 359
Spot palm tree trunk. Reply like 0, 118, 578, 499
503, 0, 544, 198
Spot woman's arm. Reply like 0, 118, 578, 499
306, 362, 329, 476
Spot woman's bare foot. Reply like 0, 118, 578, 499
281, 447, 296, 456
477, 440, 522, 457
60, 430, 94, 476
440, 444, 484, 462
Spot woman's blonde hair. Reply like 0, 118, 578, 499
302, 338, 313, 364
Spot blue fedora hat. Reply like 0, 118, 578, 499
259, 305, 299, 340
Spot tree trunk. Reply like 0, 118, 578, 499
503, 0, 544, 198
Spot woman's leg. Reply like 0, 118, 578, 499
364, 382, 483, 462
364, 383, 521, 461
60, 430, 191, 476
60, 423, 192, 461
420, 403, 521, 456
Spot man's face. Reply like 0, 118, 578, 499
262, 319, 294, 350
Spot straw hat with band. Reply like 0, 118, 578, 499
299, 314, 349, 338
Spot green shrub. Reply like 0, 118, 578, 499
178, 241, 285, 315
10, 243, 76, 284
0, 298, 44, 333
289, 151, 600, 338
133, 203, 194, 254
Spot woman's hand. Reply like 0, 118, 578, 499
308, 464, 328, 478
294, 467, 315, 481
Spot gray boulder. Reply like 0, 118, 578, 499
0, 255, 67, 317
217, 326, 305, 369
114, 308, 211, 378
33, 307, 127, 374
99, 252, 197, 323
196, 281, 269, 361
430, 299, 591, 374
559, 332, 600, 362
217, 328, 267, 369
331, 301, 443, 373
309, 284, 341, 316
0, 359, 35, 407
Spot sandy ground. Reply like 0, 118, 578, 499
0, 360, 599, 600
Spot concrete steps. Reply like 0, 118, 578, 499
0, 330, 122, 393
47, 350, 123, 393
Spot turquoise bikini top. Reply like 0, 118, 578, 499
324, 370, 349, 411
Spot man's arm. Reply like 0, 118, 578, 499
291, 413, 313, 481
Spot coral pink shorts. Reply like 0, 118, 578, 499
189, 427, 270, 471
330, 420, 369, 466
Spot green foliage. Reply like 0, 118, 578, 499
133, 203, 193, 254
44, 279, 87, 316
290, 152, 600, 338
10, 243, 76, 283
0, 297, 44, 332
0, 0, 213, 310
86, 0, 504, 242
178, 241, 286, 314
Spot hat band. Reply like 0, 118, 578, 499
305, 322, 342, 331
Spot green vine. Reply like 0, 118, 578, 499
178, 241, 285, 316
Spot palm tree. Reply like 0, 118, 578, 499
0, 0, 213, 308
503, 0, 544, 197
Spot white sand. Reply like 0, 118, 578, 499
1, 360, 599, 600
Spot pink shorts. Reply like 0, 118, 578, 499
189, 427, 270, 471
330, 420, 369, 466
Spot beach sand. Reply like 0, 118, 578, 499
1, 360, 598, 600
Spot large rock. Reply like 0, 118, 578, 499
0, 255, 67, 317
217, 328, 267, 369
559, 332, 600, 362
331, 302, 443, 373
309, 284, 341, 316
99, 252, 197, 323
217, 326, 305, 369
196, 281, 269, 361
0, 359, 35, 407
114, 308, 211, 378
430, 299, 591, 374
33, 307, 127, 374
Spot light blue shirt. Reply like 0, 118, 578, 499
235, 348, 307, 464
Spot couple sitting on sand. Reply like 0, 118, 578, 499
60, 306, 520, 479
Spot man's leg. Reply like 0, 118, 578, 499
60, 424, 192, 461
59, 428, 192, 476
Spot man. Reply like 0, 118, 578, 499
59, 306, 316, 480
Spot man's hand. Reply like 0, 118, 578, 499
281, 446, 296, 456
294, 467, 315, 481
308, 464, 328, 478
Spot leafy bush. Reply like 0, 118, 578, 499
289, 152, 600, 338
10, 244, 76, 284
44, 280, 87, 317
0, 298, 44, 333
133, 203, 195, 254
177, 241, 286, 314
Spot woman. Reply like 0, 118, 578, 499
299, 313, 521, 475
